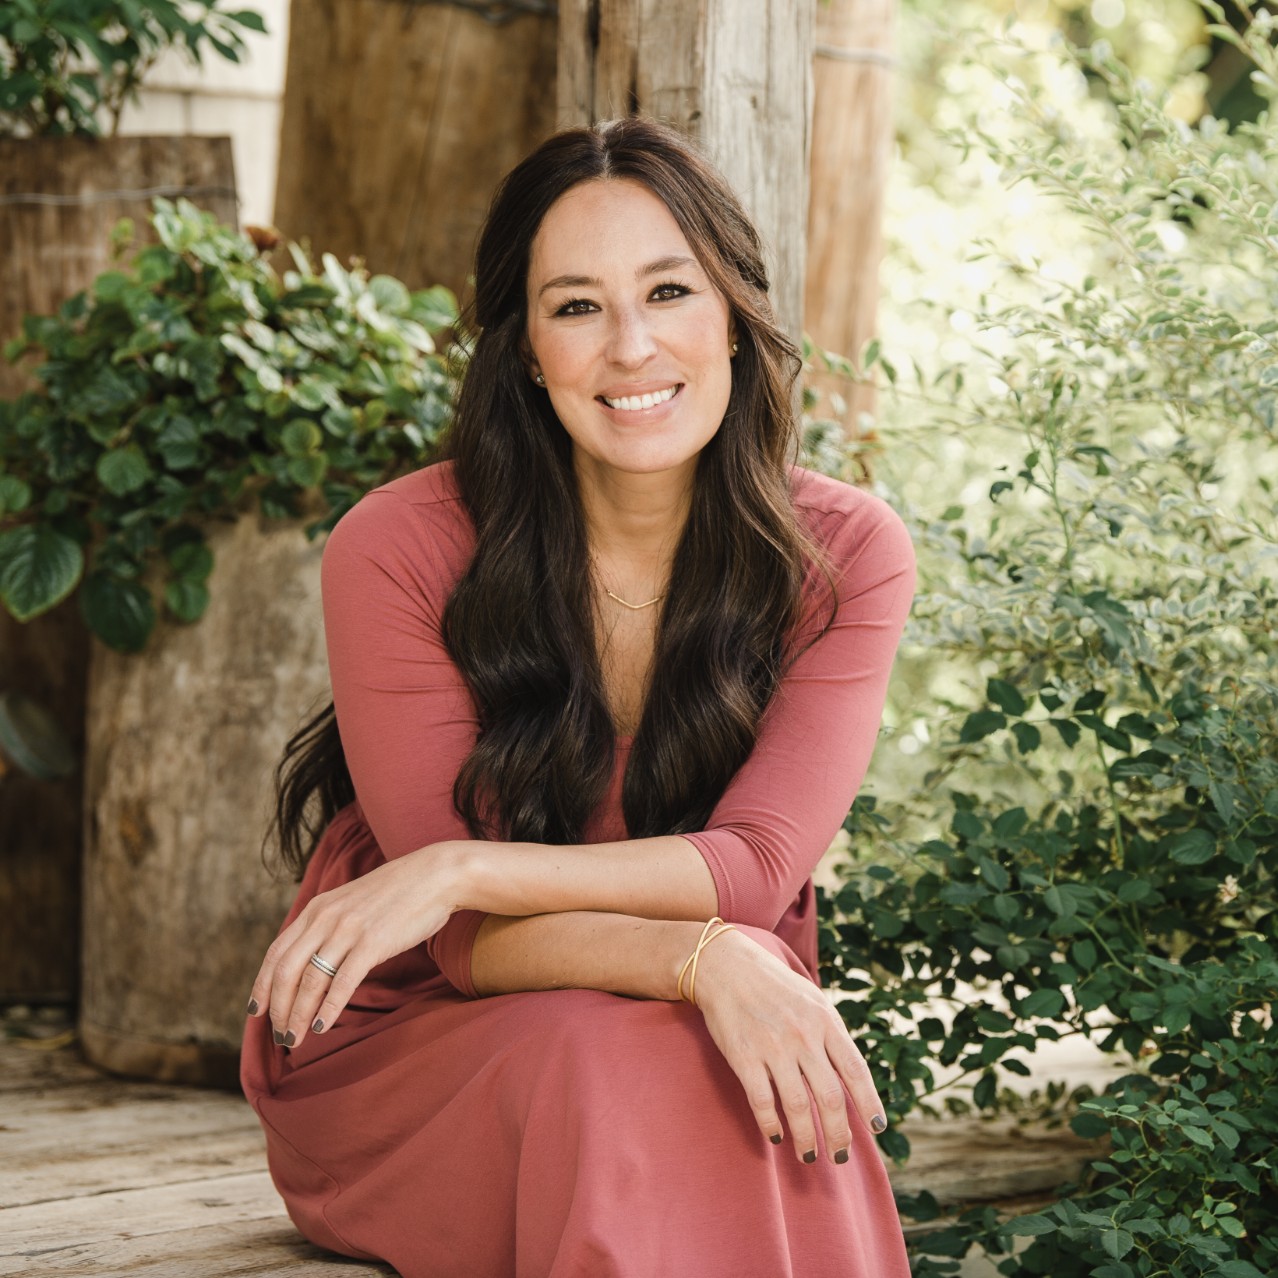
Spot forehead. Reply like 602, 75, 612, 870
528, 178, 699, 280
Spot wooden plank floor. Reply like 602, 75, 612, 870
1, 1014, 1113, 1278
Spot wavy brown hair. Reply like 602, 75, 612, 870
267, 116, 835, 877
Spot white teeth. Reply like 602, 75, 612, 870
603, 385, 678, 411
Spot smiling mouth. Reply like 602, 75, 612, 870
599, 384, 682, 412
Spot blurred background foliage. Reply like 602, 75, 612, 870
805, 0, 1277, 1272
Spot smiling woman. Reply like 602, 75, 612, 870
241, 116, 914, 1277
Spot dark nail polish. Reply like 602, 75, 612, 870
769, 1133, 782, 1145
312, 1018, 325, 1033
246, 998, 258, 1016
871, 1114, 888, 1134
803, 1150, 816, 1164
272, 1029, 284, 1045
835, 1148, 849, 1164
282, 1030, 296, 1048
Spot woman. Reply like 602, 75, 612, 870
242, 115, 914, 1277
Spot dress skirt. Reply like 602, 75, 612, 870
240, 805, 911, 1278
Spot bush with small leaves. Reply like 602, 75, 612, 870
814, 9, 1278, 1275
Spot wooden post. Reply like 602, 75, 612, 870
804, 0, 895, 458
272, 0, 558, 306
79, 505, 327, 1085
557, 0, 814, 344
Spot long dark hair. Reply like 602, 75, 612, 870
267, 116, 835, 878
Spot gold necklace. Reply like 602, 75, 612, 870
605, 588, 666, 610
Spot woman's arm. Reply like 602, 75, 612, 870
469, 909, 890, 1166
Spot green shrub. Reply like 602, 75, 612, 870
0, 0, 266, 137
0, 198, 458, 651
815, 10, 1277, 1275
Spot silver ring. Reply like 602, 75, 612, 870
309, 952, 339, 978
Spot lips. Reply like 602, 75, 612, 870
598, 383, 682, 412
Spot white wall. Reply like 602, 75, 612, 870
115, 0, 290, 228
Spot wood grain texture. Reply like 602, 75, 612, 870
80, 507, 330, 1084
557, 0, 813, 342
0, 1034, 1098, 1277
805, 0, 896, 449
0, 136, 238, 1003
273, 0, 557, 310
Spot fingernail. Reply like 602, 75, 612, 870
282, 1030, 296, 1048
769, 1133, 782, 1145
312, 1018, 325, 1033
835, 1148, 849, 1164
272, 1029, 284, 1045
246, 998, 258, 1016
803, 1150, 816, 1164
871, 1115, 888, 1134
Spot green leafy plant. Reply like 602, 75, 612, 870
814, 9, 1278, 1275
0, 0, 265, 137
0, 198, 459, 651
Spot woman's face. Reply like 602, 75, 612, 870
524, 178, 736, 491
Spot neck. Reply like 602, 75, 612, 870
573, 452, 694, 573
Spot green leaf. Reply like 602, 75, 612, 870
280, 418, 323, 457
1168, 829, 1215, 866
987, 678, 1026, 715
0, 474, 33, 514
1004, 1213, 1057, 1237
164, 578, 209, 623
368, 275, 411, 315
0, 526, 84, 621
79, 572, 156, 652
1101, 1229, 1134, 1260
960, 709, 1006, 742
1017, 987, 1066, 1018
97, 446, 153, 496
168, 541, 214, 580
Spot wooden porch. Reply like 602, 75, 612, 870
1, 1008, 1113, 1278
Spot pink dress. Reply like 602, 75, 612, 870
241, 458, 915, 1277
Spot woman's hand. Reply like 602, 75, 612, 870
246, 843, 464, 1048
692, 928, 888, 1166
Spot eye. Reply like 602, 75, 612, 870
553, 297, 596, 317
651, 282, 692, 301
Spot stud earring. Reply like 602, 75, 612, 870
730, 341, 739, 357
534, 373, 545, 386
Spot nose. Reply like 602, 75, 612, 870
605, 305, 659, 368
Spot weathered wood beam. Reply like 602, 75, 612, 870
557, 0, 813, 343
805, 0, 896, 450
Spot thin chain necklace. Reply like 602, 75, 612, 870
604, 587, 666, 610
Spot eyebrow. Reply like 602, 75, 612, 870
536, 255, 700, 299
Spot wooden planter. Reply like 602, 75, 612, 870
79, 506, 329, 1086
0, 135, 238, 1004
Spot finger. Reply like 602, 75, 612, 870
266, 930, 337, 1047
246, 917, 308, 1022
282, 944, 352, 1048
769, 1064, 820, 1165
308, 948, 371, 1039
735, 1061, 785, 1147
802, 1055, 854, 1165
828, 1026, 888, 1137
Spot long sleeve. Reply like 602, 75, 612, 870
679, 482, 915, 932
319, 474, 486, 995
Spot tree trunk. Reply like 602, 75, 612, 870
79, 506, 327, 1086
272, 0, 558, 307
0, 135, 237, 1004
804, 0, 895, 466
557, 0, 814, 344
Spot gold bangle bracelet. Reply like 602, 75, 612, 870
677, 916, 737, 1007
